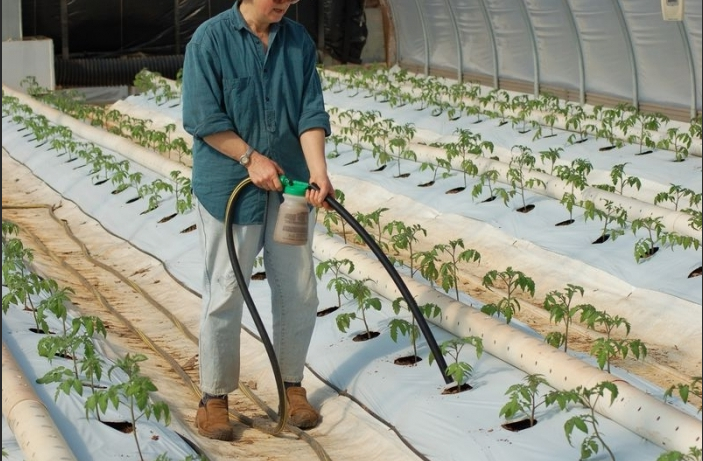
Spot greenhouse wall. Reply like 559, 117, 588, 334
383, 0, 702, 121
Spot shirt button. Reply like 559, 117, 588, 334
266, 97, 270, 102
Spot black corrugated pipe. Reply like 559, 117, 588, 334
55, 55, 184, 87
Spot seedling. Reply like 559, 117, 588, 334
389, 299, 441, 365
499, 373, 551, 429
429, 336, 484, 393
594, 162, 642, 197
545, 381, 619, 461
321, 189, 348, 243
389, 122, 417, 178
315, 257, 355, 310
2, 224, 32, 280
480, 266, 535, 324
657, 447, 703, 461
447, 128, 492, 190
353, 207, 390, 252
139, 178, 174, 213
35, 279, 73, 338
538, 147, 563, 175
169, 170, 193, 214
3, 271, 50, 333
418, 155, 440, 187
553, 158, 593, 225
507, 145, 545, 212
682, 208, 702, 233
85, 353, 171, 461
631, 215, 670, 262
36, 316, 108, 405
591, 105, 624, 151
412, 246, 441, 289
664, 376, 701, 413
1, 220, 20, 249
582, 198, 628, 244
383, 221, 427, 278
658, 127, 693, 162
471, 168, 507, 203
335, 278, 383, 341
108, 159, 132, 194
476, 90, 498, 123
75, 142, 103, 169
489, 89, 511, 126
509, 94, 537, 133
326, 133, 346, 159
542, 284, 593, 353
654, 184, 700, 212
432, 239, 481, 301
564, 103, 590, 144
622, 111, 669, 155
579, 306, 647, 373
368, 118, 396, 170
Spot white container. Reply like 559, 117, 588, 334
273, 192, 309, 245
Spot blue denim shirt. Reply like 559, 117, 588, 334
182, 3, 331, 223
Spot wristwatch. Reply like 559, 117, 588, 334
239, 145, 254, 167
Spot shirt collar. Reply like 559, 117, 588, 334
231, 1, 281, 34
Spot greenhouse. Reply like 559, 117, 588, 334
2, 1, 701, 461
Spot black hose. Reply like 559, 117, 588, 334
316, 187, 452, 385
224, 178, 288, 434
224, 175, 454, 442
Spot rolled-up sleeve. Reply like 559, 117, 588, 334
182, 33, 236, 139
297, 38, 331, 138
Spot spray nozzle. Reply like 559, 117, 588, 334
279, 175, 310, 197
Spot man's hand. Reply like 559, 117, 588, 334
247, 151, 284, 191
307, 173, 334, 210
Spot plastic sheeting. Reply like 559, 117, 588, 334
385, 0, 702, 119
2, 86, 701, 460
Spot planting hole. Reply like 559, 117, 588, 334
158, 213, 177, 224
181, 224, 197, 233
501, 419, 538, 432
317, 306, 339, 317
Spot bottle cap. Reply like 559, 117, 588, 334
279, 175, 309, 197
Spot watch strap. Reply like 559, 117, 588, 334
239, 145, 254, 166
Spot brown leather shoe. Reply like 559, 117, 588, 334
286, 386, 320, 429
195, 396, 234, 441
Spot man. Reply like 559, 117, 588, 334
182, 0, 333, 441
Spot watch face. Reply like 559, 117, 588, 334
240, 146, 253, 166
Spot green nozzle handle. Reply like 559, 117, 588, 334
279, 175, 310, 196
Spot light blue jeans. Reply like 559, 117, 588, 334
195, 192, 318, 396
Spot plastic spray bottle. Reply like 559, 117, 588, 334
273, 175, 311, 245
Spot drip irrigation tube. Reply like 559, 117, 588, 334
2, 342, 78, 461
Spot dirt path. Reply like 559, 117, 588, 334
2, 150, 336, 461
